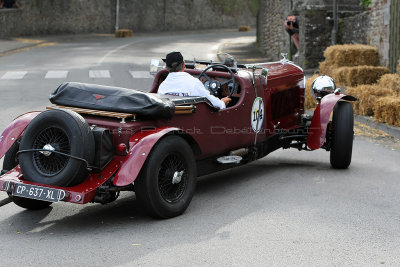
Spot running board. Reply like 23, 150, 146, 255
217, 155, 242, 164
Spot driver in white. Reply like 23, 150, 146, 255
158, 52, 231, 109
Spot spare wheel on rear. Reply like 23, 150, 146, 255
19, 109, 95, 187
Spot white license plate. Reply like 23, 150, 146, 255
12, 183, 65, 202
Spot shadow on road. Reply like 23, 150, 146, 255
0, 152, 361, 265
3, 154, 331, 233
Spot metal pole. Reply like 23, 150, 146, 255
115, 0, 120, 31
288, 0, 293, 60
164, 0, 167, 31
332, 0, 338, 45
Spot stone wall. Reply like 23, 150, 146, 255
257, 0, 366, 69
0, 0, 116, 37
256, 1, 290, 61
298, 7, 333, 69
368, 0, 391, 67
341, 12, 370, 45
0, 0, 258, 38
334, 0, 391, 67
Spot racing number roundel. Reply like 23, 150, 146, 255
251, 97, 264, 133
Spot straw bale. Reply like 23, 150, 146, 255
331, 67, 348, 86
115, 29, 133, 38
346, 84, 394, 116
305, 74, 320, 109
323, 44, 379, 67
374, 96, 400, 127
378, 74, 400, 95
238, 26, 251, 31
318, 61, 334, 76
331, 66, 390, 87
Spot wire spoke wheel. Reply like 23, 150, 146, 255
19, 109, 95, 187
32, 127, 70, 176
158, 154, 187, 203
135, 135, 197, 219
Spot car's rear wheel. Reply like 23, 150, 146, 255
135, 135, 197, 219
3, 139, 52, 210
330, 101, 354, 169
19, 109, 95, 187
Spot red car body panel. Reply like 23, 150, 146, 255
0, 112, 40, 159
0, 156, 124, 204
113, 127, 180, 186
307, 93, 352, 150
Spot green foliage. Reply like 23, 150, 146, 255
360, 0, 372, 8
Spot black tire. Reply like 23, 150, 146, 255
8, 195, 52, 210
3, 139, 52, 210
19, 109, 95, 187
135, 135, 197, 219
3, 137, 20, 172
330, 101, 354, 169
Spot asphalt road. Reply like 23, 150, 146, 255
1, 29, 400, 266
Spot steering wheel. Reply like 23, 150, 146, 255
199, 64, 236, 98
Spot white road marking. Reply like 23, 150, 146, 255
1, 71, 27, 80
89, 70, 111, 78
129, 71, 153, 79
96, 41, 137, 66
44, 64, 66, 67
0, 69, 155, 80
45, 70, 69, 79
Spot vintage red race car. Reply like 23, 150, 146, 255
0, 56, 356, 218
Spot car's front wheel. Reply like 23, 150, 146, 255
330, 101, 354, 169
135, 135, 197, 219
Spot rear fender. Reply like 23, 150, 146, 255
0, 112, 41, 159
113, 127, 181, 186
307, 93, 356, 150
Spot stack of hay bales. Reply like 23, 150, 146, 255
346, 63, 400, 127
372, 70, 400, 127
346, 79, 397, 116
306, 54, 400, 127
374, 97, 400, 126
319, 44, 389, 87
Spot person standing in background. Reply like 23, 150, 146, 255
285, 14, 299, 57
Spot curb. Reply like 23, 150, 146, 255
0, 40, 54, 56
355, 115, 400, 140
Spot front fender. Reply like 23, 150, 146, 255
307, 93, 356, 150
0, 112, 41, 159
113, 127, 180, 186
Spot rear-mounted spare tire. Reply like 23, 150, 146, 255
19, 109, 95, 187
